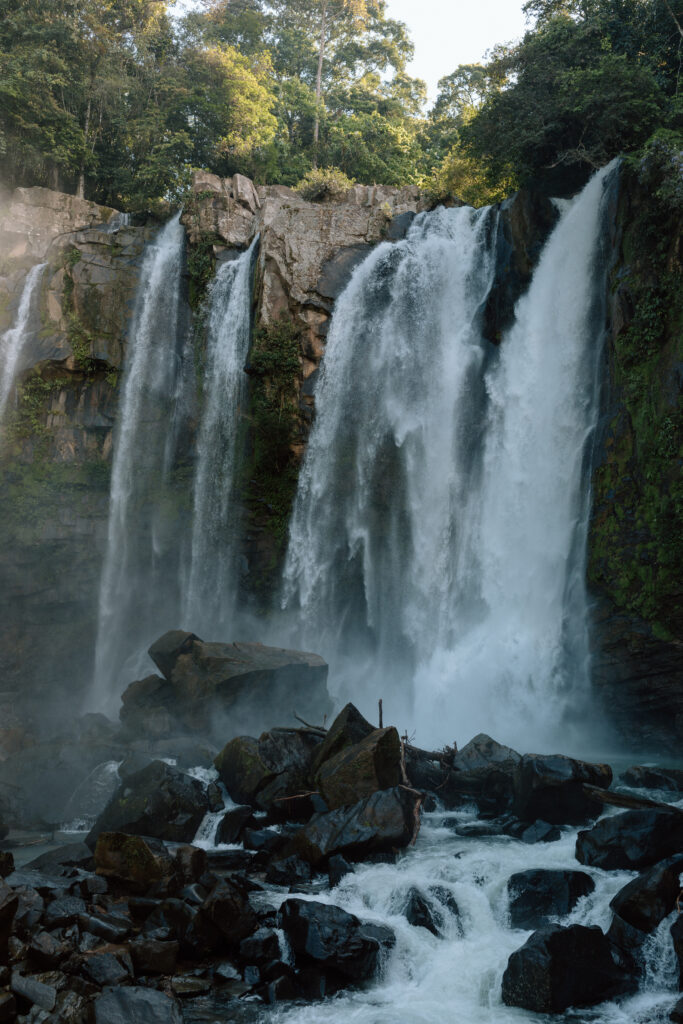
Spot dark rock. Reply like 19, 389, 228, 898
359, 921, 396, 952
671, 995, 683, 1023
86, 760, 208, 847
214, 737, 275, 806
201, 880, 257, 947
129, 938, 179, 975
43, 895, 86, 929
265, 856, 312, 886
77, 911, 130, 943
441, 734, 521, 815
0, 881, 18, 953
290, 786, 418, 866
610, 855, 683, 933
207, 781, 224, 813
29, 931, 67, 969
93, 832, 173, 890
48, 990, 90, 1023
310, 704, 375, 777
148, 630, 199, 680
385, 211, 416, 241
404, 888, 440, 936
576, 809, 683, 870
317, 244, 373, 300
507, 819, 562, 844
239, 927, 281, 965
174, 845, 207, 886
120, 674, 179, 738
607, 912, 648, 956
0, 852, 14, 878
82, 952, 130, 987
278, 899, 380, 981
671, 915, 683, 988
0, 993, 15, 1022
216, 805, 253, 844
513, 754, 611, 825
404, 747, 449, 794
296, 965, 343, 1001
94, 986, 182, 1024
13, 886, 43, 935
11, 970, 57, 1011
316, 727, 401, 810
81, 875, 108, 897
263, 973, 298, 1003
620, 765, 683, 793
328, 854, 352, 887
171, 974, 212, 996
242, 827, 285, 855
507, 869, 595, 929
501, 924, 637, 1012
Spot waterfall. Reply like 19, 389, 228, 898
282, 165, 616, 752
92, 213, 189, 709
183, 239, 258, 636
0, 263, 47, 423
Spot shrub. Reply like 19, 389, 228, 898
295, 166, 355, 202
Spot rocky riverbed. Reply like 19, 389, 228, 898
1, 640, 683, 1022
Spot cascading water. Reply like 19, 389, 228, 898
0, 263, 48, 423
92, 213, 190, 709
282, 164, 616, 753
183, 239, 258, 635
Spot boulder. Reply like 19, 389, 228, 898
86, 760, 208, 847
513, 754, 611, 825
576, 809, 683, 870
441, 734, 521, 814
265, 856, 313, 886
609, 855, 683, 933
671, 916, 683, 988
0, 882, 18, 953
316, 727, 401, 810
619, 766, 683, 793
149, 633, 331, 737
94, 833, 173, 891
201, 879, 257, 946
278, 899, 380, 981
0, 852, 13, 878
214, 737, 275, 805
403, 888, 440, 936
43, 894, 86, 928
215, 804, 253, 844
82, 952, 130, 987
501, 924, 637, 1012
10, 971, 57, 1012
119, 675, 179, 738
507, 869, 595, 929
129, 938, 179, 976
672, 995, 683, 1023
289, 786, 418, 866
310, 703, 375, 776
94, 986, 182, 1024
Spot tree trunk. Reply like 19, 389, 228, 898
77, 95, 92, 200
312, 0, 328, 168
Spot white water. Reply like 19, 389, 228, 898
0, 263, 47, 423
260, 808, 679, 1024
92, 213, 188, 709
183, 240, 258, 636
282, 165, 616, 753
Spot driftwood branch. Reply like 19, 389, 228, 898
581, 783, 683, 815
293, 712, 328, 735
275, 790, 320, 803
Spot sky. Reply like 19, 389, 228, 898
385, 0, 528, 99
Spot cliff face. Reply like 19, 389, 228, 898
588, 156, 683, 749
0, 167, 680, 750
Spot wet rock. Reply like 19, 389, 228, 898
173, 845, 207, 887
404, 888, 440, 936
265, 856, 312, 886
171, 974, 212, 996
215, 805, 253, 844
316, 727, 401, 810
119, 675, 179, 739
606, 911, 648, 957
47, 990, 90, 1023
501, 924, 636, 1012
94, 986, 182, 1024
506, 819, 561, 844
513, 754, 611, 825
129, 937, 179, 976
201, 880, 257, 947
148, 630, 199, 680
28, 932, 67, 969
93, 833, 173, 891
671, 995, 683, 1023
278, 899, 380, 981
82, 952, 130, 987
13, 886, 44, 935
239, 927, 281, 965
0, 881, 18, 953
290, 786, 418, 866
619, 766, 683, 793
43, 896, 86, 930
328, 854, 352, 888
77, 912, 129, 943
576, 809, 683, 870
263, 973, 298, 1004
242, 827, 285, 856
11, 971, 57, 1012
206, 782, 224, 813
214, 737, 275, 806
610, 855, 683, 933
0, 993, 15, 1022
310, 704, 375, 777
441, 734, 521, 814
86, 760, 208, 847
0, 852, 14, 878
507, 869, 595, 929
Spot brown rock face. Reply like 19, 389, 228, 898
316, 727, 401, 810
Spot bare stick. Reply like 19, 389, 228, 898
275, 791, 320, 803
378, 698, 383, 729
294, 712, 328, 734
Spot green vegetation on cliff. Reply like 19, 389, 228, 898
588, 139, 683, 639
